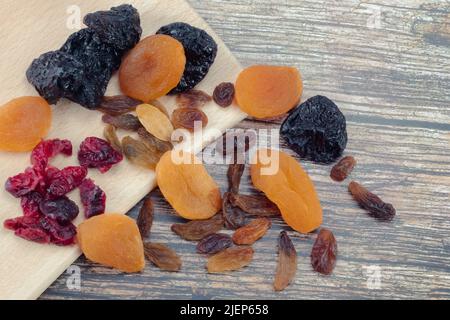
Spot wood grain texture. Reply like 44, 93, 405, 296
16, 0, 450, 299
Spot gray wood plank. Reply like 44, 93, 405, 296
40, 0, 450, 300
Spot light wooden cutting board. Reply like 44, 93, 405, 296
0, 0, 246, 299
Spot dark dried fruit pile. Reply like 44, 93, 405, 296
157, 22, 218, 94
27, 4, 142, 108
281, 95, 348, 164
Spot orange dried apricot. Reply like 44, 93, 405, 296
77, 214, 145, 273
119, 34, 186, 101
250, 149, 322, 233
0, 97, 52, 152
156, 150, 222, 220
235, 65, 302, 119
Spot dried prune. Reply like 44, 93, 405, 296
143, 242, 181, 272
232, 218, 271, 245
207, 246, 254, 273
137, 128, 172, 155
171, 108, 208, 132
330, 156, 356, 182
46, 166, 87, 197
157, 22, 218, 93
98, 95, 142, 115
222, 192, 247, 230
102, 113, 143, 131
5, 167, 43, 198
196, 233, 232, 255
311, 229, 337, 275
0, 97, 52, 152
20, 192, 43, 218
176, 90, 212, 109
78, 137, 123, 173
136, 104, 174, 142
31, 139, 72, 168
137, 198, 154, 238
40, 216, 77, 246
348, 181, 396, 221
171, 214, 223, 241
122, 136, 160, 170
79, 179, 106, 219
213, 82, 235, 107
230, 193, 280, 217
103, 125, 122, 152
280, 95, 347, 164
274, 231, 297, 291
39, 197, 79, 225
227, 163, 245, 194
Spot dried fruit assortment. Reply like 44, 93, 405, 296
311, 229, 337, 275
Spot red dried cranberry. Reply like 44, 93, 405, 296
15, 228, 50, 244
79, 179, 106, 218
20, 192, 44, 217
5, 167, 43, 198
78, 137, 123, 173
4, 215, 41, 231
31, 139, 72, 169
40, 196, 79, 225
40, 216, 76, 246
46, 166, 87, 197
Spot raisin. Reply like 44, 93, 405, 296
251, 149, 322, 233
196, 233, 232, 255
222, 192, 247, 230
230, 193, 280, 217
78, 137, 123, 173
176, 90, 212, 109
311, 229, 337, 275
40, 216, 77, 246
20, 192, 44, 217
0, 97, 52, 152
5, 167, 43, 198
280, 95, 348, 164
216, 130, 256, 162
156, 151, 222, 220
227, 163, 245, 194
171, 214, 223, 241
39, 197, 79, 225
46, 166, 88, 198
232, 218, 271, 245
119, 35, 186, 101
235, 65, 302, 118
207, 246, 254, 273
143, 242, 181, 272
103, 125, 122, 152
157, 22, 218, 94
348, 181, 396, 221
137, 128, 172, 155
79, 179, 106, 219
98, 95, 142, 116
213, 82, 235, 107
77, 214, 145, 272
31, 139, 72, 169
330, 156, 356, 182
122, 136, 160, 170
274, 231, 297, 291
171, 108, 208, 132
102, 114, 143, 131
136, 104, 174, 142
137, 198, 154, 238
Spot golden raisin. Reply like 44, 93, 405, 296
136, 104, 174, 142
171, 108, 208, 132
207, 246, 254, 273
232, 218, 271, 245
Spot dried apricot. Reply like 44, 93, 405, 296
156, 150, 222, 220
235, 65, 302, 119
0, 97, 52, 152
136, 104, 174, 142
77, 214, 145, 273
250, 149, 322, 233
119, 34, 186, 101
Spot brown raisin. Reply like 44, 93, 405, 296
97, 95, 142, 116
227, 163, 245, 194
143, 242, 181, 272
222, 192, 247, 230
232, 218, 271, 245
102, 113, 143, 131
196, 233, 232, 255
230, 193, 280, 217
171, 214, 223, 241
176, 89, 212, 109
311, 228, 337, 275
348, 181, 396, 221
103, 125, 122, 152
171, 108, 208, 132
207, 246, 254, 273
121, 136, 160, 170
331, 156, 356, 182
213, 82, 235, 107
137, 198, 154, 238
137, 128, 172, 155
216, 130, 257, 163
274, 231, 297, 291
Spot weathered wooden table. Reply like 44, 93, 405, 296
41, 0, 450, 299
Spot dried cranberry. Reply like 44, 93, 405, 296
40, 216, 76, 246
79, 179, 106, 218
4, 215, 41, 231
15, 228, 50, 244
40, 196, 79, 225
20, 192, 44, 217
46, 166, 87, 197
31, 139, 72, 169
5, 167, 43, 198
78, 137, 123, 173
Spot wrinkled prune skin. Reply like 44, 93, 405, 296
40, 196, 79, 225
157, 22, 218, 94
280, 95, 347, 164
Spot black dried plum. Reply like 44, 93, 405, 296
280, 95, 347, 164
156, 22, 218, 94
